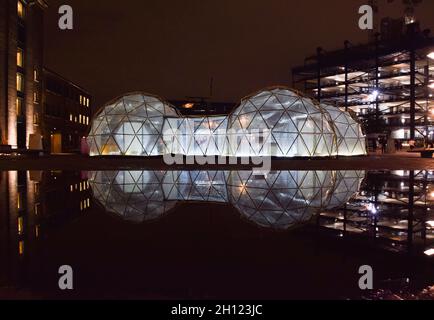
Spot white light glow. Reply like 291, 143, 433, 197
428, 52, 434, 60
88, 89, 367, 158
424, 248, 434, 256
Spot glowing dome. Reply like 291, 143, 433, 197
228, 88, 338, 157
88, 87, 366, 158
87, 93, 179, 156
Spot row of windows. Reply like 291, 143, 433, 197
69, 113, 90, 125
70, 181, 90, 192
80, 198, 91, 211
80, 95, 90, 107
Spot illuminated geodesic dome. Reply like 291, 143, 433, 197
87, 93, 179, 156
227, 88, 338, 157
321, 104, 366, 156
163, 116, 229, 156
88, 87, 366, 158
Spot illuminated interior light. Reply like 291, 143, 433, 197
182, 103, 194, 109
87, 89, 367, 158
424, 249, 434, 256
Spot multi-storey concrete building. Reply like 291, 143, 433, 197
292, 21, 434, 150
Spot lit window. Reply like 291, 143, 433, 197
16, 73, 24, 92
18, 216, 24, 235
75, 116, 77, 123
19, 241, 24, 256
33, 91, 39, 103
16, 97, 23, 116
86, 98, 90, 107
33, 112, 39, 125
35, 225, 40, 238
70, 114, 73, 122
17, 48, 24, 67
70, 185, 73, 192
87, 198, 90, 207
35, 203, 41, 216
34, 69, 39, 82
17, 1, 25, 19
80, 95, 83, 105
79, 114, 82, 124
17, 192, 21, 210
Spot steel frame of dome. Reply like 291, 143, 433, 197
90, 170, 365, 229
87, 87, 366, 158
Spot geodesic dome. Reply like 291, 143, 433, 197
87, 93, 179, 156
163, 116, 229, 156
87, 87, 366, 158
227, 88, 338, 157
90, 170, 364, 229
321, 104, 366, 156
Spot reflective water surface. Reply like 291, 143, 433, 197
0, 170, 433, 299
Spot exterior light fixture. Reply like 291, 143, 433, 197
428, 52, 434, 60
429, 83, 434, 89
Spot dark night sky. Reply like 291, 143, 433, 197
43, 0, 434, 109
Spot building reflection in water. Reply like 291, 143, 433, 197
89, 170, 434, 255
0, 171, 92, 289
318, 170, 434, 255
89, 170, 364, 229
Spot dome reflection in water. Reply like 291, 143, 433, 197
89, 170, 364, 229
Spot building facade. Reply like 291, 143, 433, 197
0, 0, 46, 149
292, 21, 434, 150
0, 0, 91, 154
0, 170, 92, 290
43, 68, 91, 153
